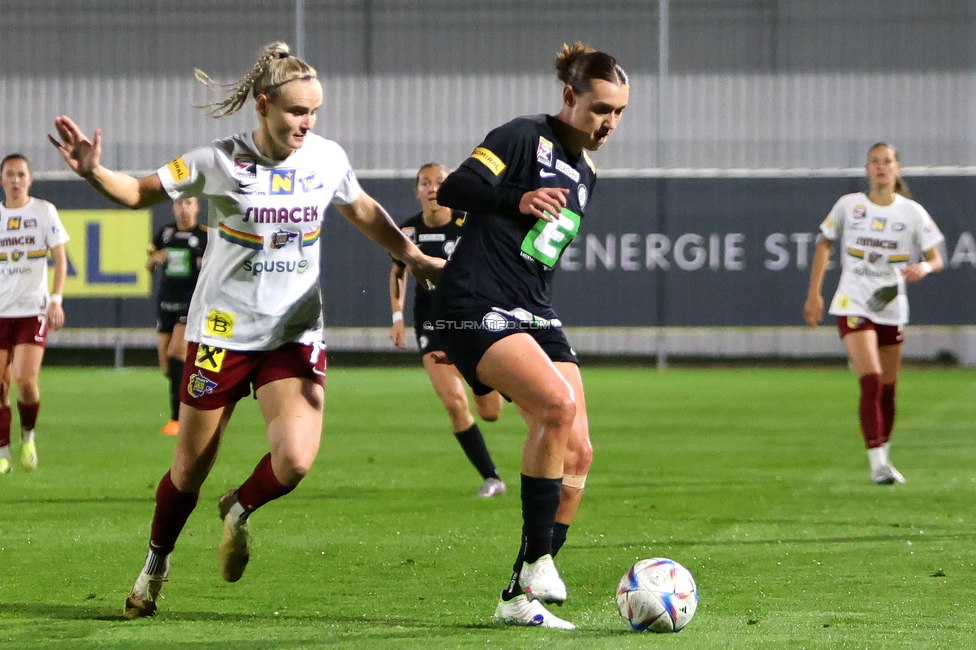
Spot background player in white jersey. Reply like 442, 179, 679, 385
147, 197, 207, 436
804, 142, 944, 485
0, 154, 69, 475
389, 163, 505, 498
50, 41, 442, 619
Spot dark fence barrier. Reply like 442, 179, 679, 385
32, 175, 976, 329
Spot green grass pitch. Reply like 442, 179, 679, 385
1, 365, 975, 648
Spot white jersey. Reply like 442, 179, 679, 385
158, 132, 361, 350
820, 192, 944, 325
0, 198, 70, 318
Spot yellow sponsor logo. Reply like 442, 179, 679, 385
167, 157, 190, 183
205, 310, 235, 338
195, 344, 226, 372
837, 294, 850, 310
58, 210, 151, 297
470, 147, 506, 176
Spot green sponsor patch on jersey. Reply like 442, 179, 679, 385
520, 208, 581, 268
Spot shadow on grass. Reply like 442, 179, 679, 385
1, 602, 631, 639
0, 496, 155, 506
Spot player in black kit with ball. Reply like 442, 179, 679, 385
431, 43, 629, 630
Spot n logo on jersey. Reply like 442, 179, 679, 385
6, 217, 21, 230
195, 344, 226, 373
206, 309, 235, 338
270, 169, 296, 195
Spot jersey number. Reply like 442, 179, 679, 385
520, 208, 581, 268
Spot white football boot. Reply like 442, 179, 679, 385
476, 478, 506, 498
519, 554, 567, 604
492, 594, 575, 630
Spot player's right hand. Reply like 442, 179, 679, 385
49, 116, 102, 178
803, 295, 824, 328
519, 187, 569, 222
390, 321, 407, 350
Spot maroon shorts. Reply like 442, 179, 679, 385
0, 315, 48, 352
836, 316, 904, 347
180, 341, 327, 410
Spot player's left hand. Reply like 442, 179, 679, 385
901, 262, 930, 283
47, 303, 66, 331
407, 254, 444, 291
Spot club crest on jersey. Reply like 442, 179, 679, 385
892, 222, 906, 231
299, 172, 323, 192
270, 229, 298, 250
536, 137, 553, 167
871, 217, 886, 231
868, 252, 882, 263
6, 217, 21, 230
852, 205, 866, 219
187, 372, 218, 399
234, 155, 257, 178
24, 218, 36, 228
577, 184, 588, 209
401, 226, 416, 242
270, 169, 296, 195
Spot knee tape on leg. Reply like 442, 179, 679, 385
562, 473, 587, 489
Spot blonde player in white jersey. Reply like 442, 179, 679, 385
804, 142, 944, 485
0, 154, 69, 476
50, 41, 443, 619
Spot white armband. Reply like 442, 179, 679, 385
49, 294, 63, 305
392, 311, 403, 323
919, 261, 933, 274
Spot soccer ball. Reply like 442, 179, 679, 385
616, 557, 698, 633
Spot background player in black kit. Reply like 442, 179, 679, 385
147, 197, 206, 436
431, 43, 629, 630
389, 163, 506, 497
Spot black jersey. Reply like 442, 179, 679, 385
152, 223, 207, 304
394, 210, 464, 313
433, 114, 596, 319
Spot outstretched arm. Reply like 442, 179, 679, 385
49, 115, 168, 209
335, 192, 443, 288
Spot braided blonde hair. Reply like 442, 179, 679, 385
195, 41, 318, 118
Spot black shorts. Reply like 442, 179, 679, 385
157, 301, 190, 334
412, 301, 443, 355
436, 308, 578, 396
